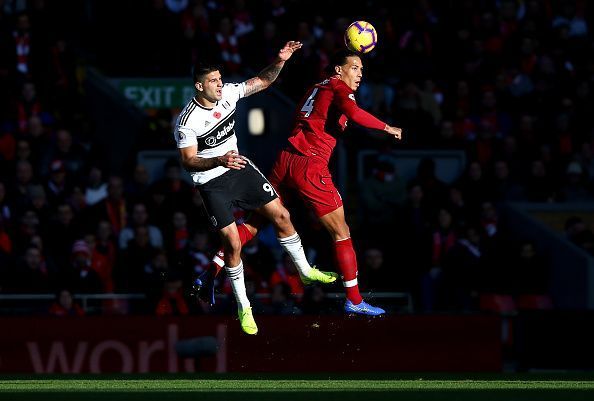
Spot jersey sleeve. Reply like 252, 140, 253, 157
173, 125, 198, 149
222, 82, 246, 102
334, 85, 387, 131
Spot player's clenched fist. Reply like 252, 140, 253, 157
218, 150, 246, 170
385, 125, 403, 140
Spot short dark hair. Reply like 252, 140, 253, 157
324, 49, 360, 76
192, 62, 222, 83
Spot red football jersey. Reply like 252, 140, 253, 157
288, 77, 386, 162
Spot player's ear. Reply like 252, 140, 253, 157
334, 65, 342, 75
195, 82, 203, 92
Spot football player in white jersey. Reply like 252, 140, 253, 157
174, 41, 337, 335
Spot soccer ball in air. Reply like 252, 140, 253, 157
344, 21, 377, 54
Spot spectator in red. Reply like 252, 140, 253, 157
155, 272, 189, 316
95, 220, 117, 270
84, 233, 114, 293
0, 215, 10, 250
431, 208, 457, 267
47, 37, 78, 111
215, 17, 241, 74
270, 253, 304, 297
48, 289, 85, 317
0, 214, 13, 267
14, 81, 44, 133
0, 129, 15, 165
231, 0, 254, 39
85, 176, 127, 236
166, 211, 188, 254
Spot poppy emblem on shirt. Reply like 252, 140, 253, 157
213, 111, 222, 119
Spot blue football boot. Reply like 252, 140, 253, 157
344, 299, 385, 316
193, 269, 216, 305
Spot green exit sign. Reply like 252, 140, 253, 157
113, 78, 195, 109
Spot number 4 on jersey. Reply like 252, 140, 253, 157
300, 88, 319, 117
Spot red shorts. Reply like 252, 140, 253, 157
268, 148, 343, 218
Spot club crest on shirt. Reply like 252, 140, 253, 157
213, 111, 222, 119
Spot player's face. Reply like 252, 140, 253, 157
336, 56, 363, 91
196, 71, 224, 103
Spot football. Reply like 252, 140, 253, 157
344, 20, 377, 54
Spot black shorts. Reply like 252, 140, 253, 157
197, 160, 278, 229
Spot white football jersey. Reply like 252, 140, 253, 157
174, 82, 246, 185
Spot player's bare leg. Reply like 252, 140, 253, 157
256, 198, 338, 284
219, 222, 257, 335
319, 206, 385, 316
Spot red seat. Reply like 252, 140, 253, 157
515, 294, 553, 310
479, 293, 517, 314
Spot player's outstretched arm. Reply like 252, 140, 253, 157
244, 41, 302, 97
335, 89, 403, 140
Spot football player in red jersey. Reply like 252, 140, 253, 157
197, 49, 402, 315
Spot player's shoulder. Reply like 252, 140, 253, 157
222, 82, 245, 98
177, 98, 208, 128
223, 82, 243, 90
329, 77, 352, 93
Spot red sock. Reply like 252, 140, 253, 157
334, 238, 363, 304
211, 223, 255, 276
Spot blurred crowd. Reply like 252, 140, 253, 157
0, 0, 593, 316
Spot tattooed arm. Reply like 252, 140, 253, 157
179, 146, 247, 172
244, 41, 303, 97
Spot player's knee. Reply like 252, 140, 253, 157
331, 224, 350, 240
275, 208, 291, 227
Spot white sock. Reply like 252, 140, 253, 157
225, 261, 250, 311
278, 233, 312, 277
